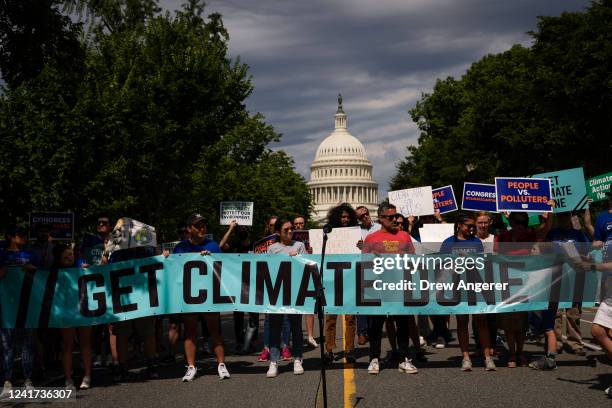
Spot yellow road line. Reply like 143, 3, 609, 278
342, 315, 357, 408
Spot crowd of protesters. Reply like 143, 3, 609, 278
0, 190, 611, 398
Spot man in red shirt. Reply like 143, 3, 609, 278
363, 203, 422, 374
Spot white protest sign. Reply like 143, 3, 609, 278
309, 226, 362, 254
416, 223, 455, 253
388, 186, 435, 216
220, 201, 254, 226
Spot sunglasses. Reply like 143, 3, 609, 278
97, 220, 109, 226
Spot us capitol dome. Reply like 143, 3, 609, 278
307, 95, 379, 223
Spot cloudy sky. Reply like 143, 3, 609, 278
165, 0, 588, 196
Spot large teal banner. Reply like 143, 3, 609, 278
0, 253, 602, 328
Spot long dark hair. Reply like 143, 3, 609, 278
326, 203, 358, 228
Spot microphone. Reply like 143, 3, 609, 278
322, 224, 333, 234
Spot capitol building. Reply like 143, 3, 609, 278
307, 95, 379, 223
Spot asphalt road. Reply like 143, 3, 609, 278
3, 311, 611, 408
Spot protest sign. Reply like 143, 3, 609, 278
309, 226, 362, 254
29, 212, 74, 240
461, 182, 497, 212
253, 234, 278, 254
291, 230, 311, 252
495, 177, 553, 212
105, 218, 157, 252
416, 224, 455, 253
586, 171, 612, 202
220, 201, 254, 226
0, 252, 600, 328
388, 186, 435, 216
532, 167, 588, 212
432, 185, 458, 214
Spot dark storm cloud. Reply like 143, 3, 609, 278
163, 0, 589, 195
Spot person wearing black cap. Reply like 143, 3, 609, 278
0, 225, 37, 397
171, 214, 230, 382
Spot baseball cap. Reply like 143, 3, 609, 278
186, 213, 206, 226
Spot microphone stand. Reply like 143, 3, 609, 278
314, 225, 331, 408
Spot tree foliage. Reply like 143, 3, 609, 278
391, 0, 612, 196
0, 0, 312, 240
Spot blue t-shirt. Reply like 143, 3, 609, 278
439, 235, 484, 255
594, 211, 612, 241
0, 248, 37, 268
173, 239, 221, 254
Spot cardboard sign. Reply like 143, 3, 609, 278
532, 167, 588, 212
29, 212, 74, 240
495, 177, 553, 213
586, 171, 612, 202
432, 185, 457, 214
388, 186, 435, 216
309, 226, 362, 254
461, 182, 497, 212
416, 224, 455, 253
220, 201, 254, 226
253, 234, 278, 254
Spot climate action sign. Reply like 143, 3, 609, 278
0, 253, 600, 328
586, 171, 612, 202
532, 167, 588, 212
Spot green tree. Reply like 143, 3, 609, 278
0, 0, 312, 240
392, 0, 611, 196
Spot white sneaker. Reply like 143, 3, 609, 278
398, 358, 418, 374
434, 337, 446, 349
367, 358, 380, 375
307, 336, 319, 348
79, 376, 91, 390
294, 358, 304, 375
419, 336, 426, 347
218, 363, 230, 379
266, 361, 278, 378
23, 379, 34, 391
461, 359, 473, 372
1, 381, 12, 399
182, 365, 197, 382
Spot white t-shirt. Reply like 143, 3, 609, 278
360, 222, 382, 240
267, 241, 306, 255
479, 234, 495, 254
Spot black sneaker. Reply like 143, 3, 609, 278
323, 351, 335, 364
345, 352, 356, 364
144, 365, 160, 380
414, 351, 428, 363
529, 356, 557, 370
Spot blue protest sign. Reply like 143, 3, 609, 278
495, 177, 553, 212
532, 167, 588, 212
461, 182, 497, 212
432, 185, 457, 214
29, 212, 74, 240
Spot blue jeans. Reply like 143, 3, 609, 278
269, 314, 303, 361
263, 314, 290, 348
357, 315, 368, 336
1, 328, 34, 381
